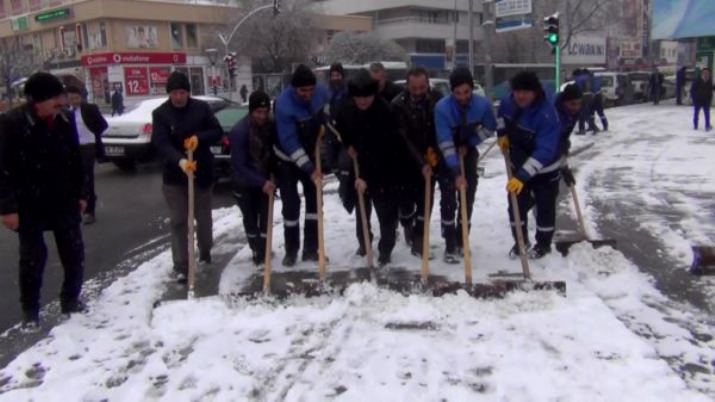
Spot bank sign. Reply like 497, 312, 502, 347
562, 36, 607, 65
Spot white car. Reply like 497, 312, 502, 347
394, 78, 486, 98
103, 96, 229, 171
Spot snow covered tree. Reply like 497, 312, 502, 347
0, 39, 42, 106
324, 32, 408, 65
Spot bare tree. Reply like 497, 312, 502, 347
554, 0, 622, 49
230, 0, 320, 73
324, 32, 408, 65
0, 39, 42, 106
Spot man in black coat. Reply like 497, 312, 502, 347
337, 69, 408, 265
690, 67, 714, 131
152, 71, 223, 282
230, 90, 276, 265
391, 67, 445, 257
370, 62, 403, 103
0, 72, 89, 330
111, 88, 124, 116
66, 85, 108, 224
649, 67, 664, 105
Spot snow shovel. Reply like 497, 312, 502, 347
489, 149, 566, 295
262, 185, 275, 296
353, 157, 374, 269
187, 149, 197, 300
459, 153, 474, 285
420, 172, 431, 286
691, 246, 715, 275
315, 127, 328, 282
554, 184, 617, 256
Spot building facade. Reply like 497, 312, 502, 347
311, 0, 484, 70
0, 0, 241, 104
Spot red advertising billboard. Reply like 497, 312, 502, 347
81, 52, 187, 66
149, 67, 170, 85
124, 67, 149, 96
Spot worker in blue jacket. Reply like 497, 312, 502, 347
497, 71, 562, 259
573, 69, 596, 134
434, 67, 497, 263
589, 72, 608, 131
274, 64, 330, 266
230, 90, 276, 266
554, 83, 583, 187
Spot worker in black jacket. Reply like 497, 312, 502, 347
690, 67, 714, 131
391, 67, 446, 257
151, 71, 223, 282
370, 62, 403, 103
66, 85, 108, 225
230, 90, 276, 265
337, 69, 407, 265
0, 72, 89, 330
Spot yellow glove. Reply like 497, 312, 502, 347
425, 147, 439, 168
183, 135, 199, 152
179, 158, 197, 174
497, 136, 510, 151
507, 177, 524, 194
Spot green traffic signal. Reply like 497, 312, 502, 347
547, 33, 558, 44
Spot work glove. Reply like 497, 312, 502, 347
561, 166, 576, 187
497, 136, 510, 151
506, 177, 524, 194
183, 135, 199, 152
179, 158, 197, 175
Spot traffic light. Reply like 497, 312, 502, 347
224, 53, 237, 78
544, 12, 559, 53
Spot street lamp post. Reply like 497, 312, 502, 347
205, 48, 219, 96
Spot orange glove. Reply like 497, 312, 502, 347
506, 177, 524, 194
425, 147, 439, 168
497, 136, 510, 151
183, 135, 199, 152
179, 158, 197, 174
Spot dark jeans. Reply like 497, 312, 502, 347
508, 170, 560, 248
578, 94, 597, 132
591, 94, 608, 130
18, 214, 84, 315
275, 160, 317, 257
370, 187, 400, 257
79, 145, 97, 215
693, 103, 711, 129
234, 187, 269, 259
162, 184, 213, 274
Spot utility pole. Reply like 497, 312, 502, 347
482, 0, 494, 99
468, 0, 474, 76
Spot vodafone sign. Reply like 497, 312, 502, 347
81, 52, 187, 66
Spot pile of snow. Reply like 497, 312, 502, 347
0, 104, 713, 400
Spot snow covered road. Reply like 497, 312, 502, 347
0, 104, 713, 401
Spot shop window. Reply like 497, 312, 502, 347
100, 22, 107, 48
171, 22, 184, 49
186, 24, 198, 48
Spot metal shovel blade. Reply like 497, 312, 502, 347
554, 236, 617, 256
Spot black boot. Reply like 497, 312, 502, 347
443, 225, 460, 264
61, 299, 88, 315
508, 242, 532, 259
282, 251, 297, 267
21, 309, 40, 332
378, 253, 391, 267
528, 243, 551, 259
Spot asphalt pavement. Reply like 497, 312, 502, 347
0, 162, 234, 337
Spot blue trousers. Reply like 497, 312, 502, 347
693, 103, 711, 129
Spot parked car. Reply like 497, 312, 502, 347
211, 104, 249, 179
393, 78, 486, 98
560, 72, 634, 107
627, 71, 650, 102
103, 96, 230, 171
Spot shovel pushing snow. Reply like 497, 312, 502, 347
554, 178, 617, 256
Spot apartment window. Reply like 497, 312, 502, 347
415, 39, 445, 53
29, 0, 41, 11
186, 24, 198, 48
99, 22, 107, 47
171, 22, 184, 49
10, 0, 23, 15
456, 40, 469, 54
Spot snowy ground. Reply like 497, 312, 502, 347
0, 104, 713, 401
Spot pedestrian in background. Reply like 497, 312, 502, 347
152, 71, 223, 283
648, 66, 664, 105
66, 85, 108, 225
0, 72, 89, 330
676, 66, 687, 106
690, 67, 714, 131
111, 87, 124, 116
240, 84, 249, 104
